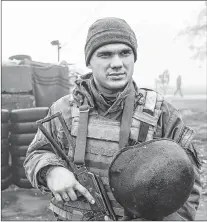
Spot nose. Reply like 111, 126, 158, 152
110, 55, 123, 69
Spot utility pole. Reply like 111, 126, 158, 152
57, 44, 61, 62
51, 40, 61, 62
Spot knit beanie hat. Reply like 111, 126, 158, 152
85, 17, 138, 66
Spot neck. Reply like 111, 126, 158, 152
97, 85, 124, 96
100, 90, 119, 98
93, 81, 132, 98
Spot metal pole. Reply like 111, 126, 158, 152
57, 45, 60, 62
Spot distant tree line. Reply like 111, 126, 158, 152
178, 1, 206, 62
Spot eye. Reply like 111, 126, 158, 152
98, 52, 112, 58
121, 50, 132, 56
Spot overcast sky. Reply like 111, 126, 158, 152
2, 1, 206, 88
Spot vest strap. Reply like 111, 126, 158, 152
138, 90, 157, 143
138, 109, 154, 142
74, 105, 89, 165
119, 89, 135, 149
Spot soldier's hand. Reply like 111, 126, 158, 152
46, 166, 95, 204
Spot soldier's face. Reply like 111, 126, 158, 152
88, 43, 135, 94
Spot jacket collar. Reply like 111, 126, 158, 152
72, 72, 137, 115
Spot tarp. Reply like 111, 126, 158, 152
1, 65, 33, 93
31, 65, 70, 107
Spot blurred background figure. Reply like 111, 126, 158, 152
174, 75, 183, 97
155, 69, 170, 95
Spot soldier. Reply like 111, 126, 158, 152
24, 17, 201, 221
174, 75, 183, 97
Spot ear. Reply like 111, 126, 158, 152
88, 63, 92, 69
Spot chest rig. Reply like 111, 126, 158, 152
71, 88, 163, 155
49, 88, 164, 220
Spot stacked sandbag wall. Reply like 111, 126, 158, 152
9, 107, 49, 188
1, 109, 13, 190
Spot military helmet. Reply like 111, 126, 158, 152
108, 139, 195, 220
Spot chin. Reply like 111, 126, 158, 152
107, 80, 128, 90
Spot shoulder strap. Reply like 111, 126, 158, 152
73, 86, 136, 163
138, 90, 157, 143
119, 89, 135, 149
73, 105, 89, 165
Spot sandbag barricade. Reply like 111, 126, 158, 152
9, 107, 49, 188
1, 109, 12, 190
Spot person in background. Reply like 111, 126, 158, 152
174, 74, 183, 97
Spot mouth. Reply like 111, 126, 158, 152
107, 73, 126, 80
108, 72, 125, 76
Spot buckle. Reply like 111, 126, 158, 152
79, 105, 89, 113
75, 164, 87, 175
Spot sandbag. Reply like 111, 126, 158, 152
1, 165, 11, 179
12, 166, 27, 179
9, 133, 36, 146
12, 156, 25, 167
1, 109, 10, 123
1, 123, 10, 139
10, 145, 28, 157
1, 139, 9, 153
13, 177, 33, 189
1, 174, 12, 191
1, 151, 9, 166
10, 122, 38, 134
10, 107, 49, 123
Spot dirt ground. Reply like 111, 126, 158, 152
1, 96, 207, 221
1, 186, 55, 221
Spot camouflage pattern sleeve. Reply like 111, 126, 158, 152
156, 100, 202, 220
23, 106, 68, 194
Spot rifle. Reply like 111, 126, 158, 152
36, 112, 117, 221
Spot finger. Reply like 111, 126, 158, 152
104, 215, 113, 221
67, 189, 77, 201
61, 191, 70, 202
74, 182, 95, 204
53, 193, 62, 202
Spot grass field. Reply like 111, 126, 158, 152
1, 96, 207, 221
168, 97, 207, 221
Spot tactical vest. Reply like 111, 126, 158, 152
49, 89, 164, 220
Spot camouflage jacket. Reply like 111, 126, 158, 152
24, 73, 201, 221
